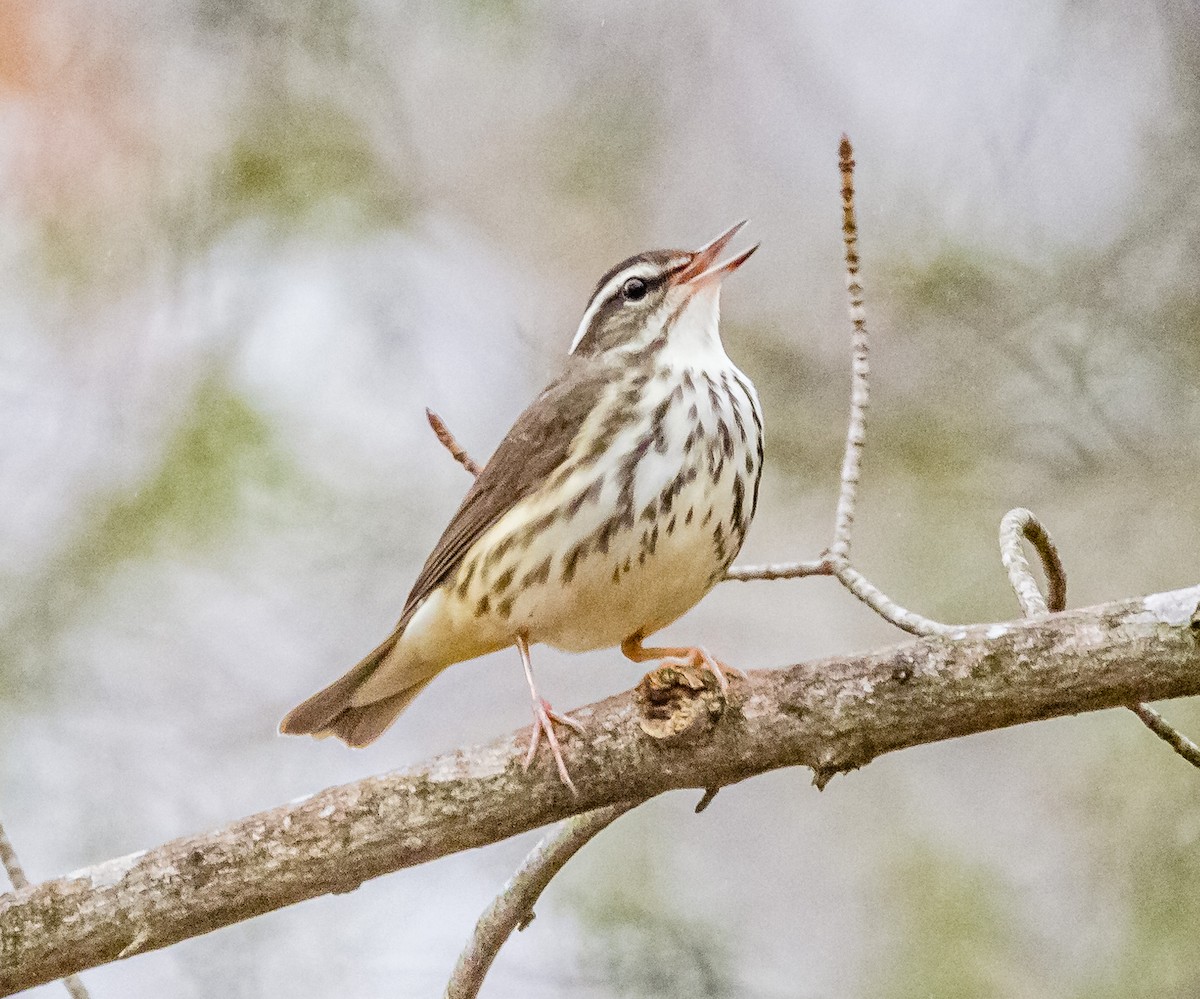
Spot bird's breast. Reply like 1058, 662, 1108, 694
442, 360, 764, 653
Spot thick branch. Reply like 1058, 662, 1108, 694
2, 585, 1198, 994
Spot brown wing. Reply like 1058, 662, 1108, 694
394, 359, 608, 629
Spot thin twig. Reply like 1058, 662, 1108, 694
727, 137, 870, 583
0, 817, 92, 999
444, 803, 635, 999
834, 564, 957, 637
1128, 704, 1200, 768
724, 558, 831, 581
724, 138, 955, 637
998, 508, 1200, 770
426, 408, 481, 477
830, 134, 869, 564
0, 819, 29, 892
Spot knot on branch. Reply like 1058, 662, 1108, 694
635, 665, 727, 741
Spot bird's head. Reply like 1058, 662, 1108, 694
568, 220, 757, 358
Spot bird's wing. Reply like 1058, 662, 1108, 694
395, 360, 609, 629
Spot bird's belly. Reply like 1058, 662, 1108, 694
529, 491, 727, 652
478, 449, 746, 653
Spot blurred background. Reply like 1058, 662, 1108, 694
2, 1, 1199, 996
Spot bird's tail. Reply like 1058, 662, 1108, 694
279, 632, 433, 749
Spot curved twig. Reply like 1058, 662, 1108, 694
998, 508, 1199, 770
999, 508, 1066, 615
728, 137, 869, 585
834, 564, 957, 637
444, 803, 635, 999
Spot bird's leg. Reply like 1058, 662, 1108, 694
620, 633, 747, 698
516, 635, 582, 795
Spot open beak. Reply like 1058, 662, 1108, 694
674, 220, 759, 287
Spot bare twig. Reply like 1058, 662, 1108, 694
998, 508, 1199, 770
426, 408, 481, 477
444, 803, 634, 999
725, 137, 954, 638
724, 558, 831, 581
830, 134, 869, 564
1128, 704, 1200, 768
726, 137, 871, 585
0, 818, 91, 999
0, 820, 28, 893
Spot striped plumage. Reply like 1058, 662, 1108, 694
281, 222, 763, 789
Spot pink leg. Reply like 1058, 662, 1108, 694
517, 635, 583, 795
620, 634, 747, 697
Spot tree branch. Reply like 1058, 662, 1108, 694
2, 583, 1198, 994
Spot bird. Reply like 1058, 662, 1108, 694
280, 221, 764, 793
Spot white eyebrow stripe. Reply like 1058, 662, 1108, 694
568, 261, 665, 355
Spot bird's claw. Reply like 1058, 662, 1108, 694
523, 698, 580, 796
665, 647, 742, 697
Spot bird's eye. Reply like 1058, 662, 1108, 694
621, 277, 648, 302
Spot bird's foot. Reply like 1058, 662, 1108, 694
660, 647, 745, 698
672, 648, 744, 696
621, 636, 746, 700
523, 697, 583, 796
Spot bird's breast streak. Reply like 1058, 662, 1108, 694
437, 360, 762, 655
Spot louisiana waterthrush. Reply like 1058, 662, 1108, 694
281, 221, 764, 792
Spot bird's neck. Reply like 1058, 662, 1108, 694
619, 292, 731, 373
